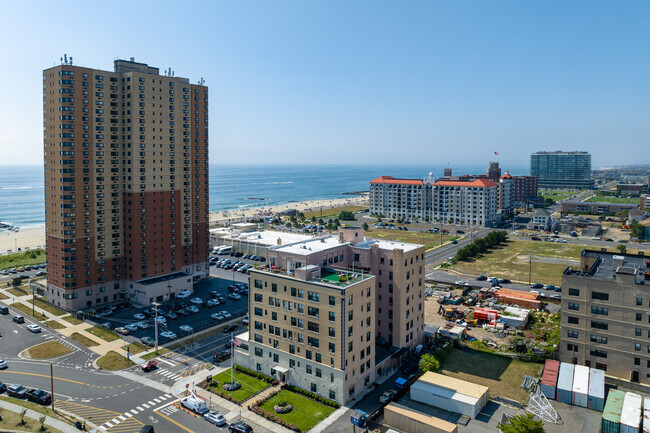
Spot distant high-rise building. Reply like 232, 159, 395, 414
42, 58, 209, 310
486, 162, 501, 181
530, 151, 594, 189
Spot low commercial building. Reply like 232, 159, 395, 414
410, 372, 489, 418
561, 201, 638, 214
210, 229, 313, 256
384, 403, 458, 433
616, 184, 645, 196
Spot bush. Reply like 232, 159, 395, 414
283, 384, 340, 408
250, 406, 300, 431
419, 353, 440, 372
233, 364, 275, 383
338, 211, 355, 221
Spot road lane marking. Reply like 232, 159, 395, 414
157, 358, 175, 367
153, 397, 161, 403
142, 403, 150, 408
3, 370, 85, 385
152, 398, 179, 412
136, 406, 144, 411
153, 409, 195, 433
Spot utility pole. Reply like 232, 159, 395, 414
50, 363, 55, 412
529, 255, 532, 285
32, 287, 35, 317
153, 302, 159, 355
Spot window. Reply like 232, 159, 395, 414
567, 344, 578, 352
272, 283, 277, 292
635, 343, 641, 351
308, 337, 319, 348
591, 321, 608, 330
307, 322, 319, 333
591, 306, 608, 315
590, 335, 608, 344
329, 327, 335, 337
329, 296, 336, 306
254, 307, 263, 317
567, 331, 578, 338
311, 383, 317, 393
254, 293, 263, 303
254, 279, 263, 289
329, 390, 336, 400
308, 291, 320, 302
637, 297, 643, 306
568, 316, 579, 325
329, 342, 336, 353
590, 349, 607, 358
636, 328, 642, 336
568, 302, 579, 311
307, 306, 319, 318
637, 313, 643, 321
316, 368, 322, 378
329, 311, 335, 322
591, 292, 609, 301
254, 347, 263, 357
306, 365, 312, 374
568, 288, 579, 296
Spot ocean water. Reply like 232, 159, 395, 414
0, 163, 529, 228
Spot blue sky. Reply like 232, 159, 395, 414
0, 0, 648, 168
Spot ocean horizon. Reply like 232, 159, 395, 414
0, 163, 529, 228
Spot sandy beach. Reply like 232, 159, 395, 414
210, 195, 368, 225
0, 196, 368, 253
0, 225, 46, 253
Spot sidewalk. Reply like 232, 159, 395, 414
0, 399, 80, 433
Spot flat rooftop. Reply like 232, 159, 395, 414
565, 250, 649, 282
214, 230, 314, 247
136, 271, 188, 286
271, 236, 346, 255
357, 238, 422, 253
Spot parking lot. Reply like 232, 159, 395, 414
92, 256, 256, 347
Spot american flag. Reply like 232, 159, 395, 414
231, 336, 242, 347
494, 152, 499, 156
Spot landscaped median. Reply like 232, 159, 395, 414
22, 341, 72, 359
250, 385, 338, 432
0, 400, 66, 433
96, 350, 134, 370
85, 325, 119, 342
203, 365, 273, 404
70, 332, 100, 347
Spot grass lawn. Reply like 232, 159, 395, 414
302, 205, 368, 220
0, 292, 8, 300
450, 239, 586, 286
28, 298, 66, 316
0, 249, 46, 271
209, 369, 270, 403
97, 350, 135, 370
439, 348, 543, 403
587, 194, 640, 204
538, 189, 574, 202
7, 287, 29, 297
0, 398, 67, 433
44, 320, 66, 329
70, 332, 100, 347
126, 342, 146, 355
24, 341, 72, 359
62, 314, 83, 325
259, 389, 336, 432
10, 302, 48, 321
141, 347, 170, 360
85, 325, 119, 342
363, 228, 457, 250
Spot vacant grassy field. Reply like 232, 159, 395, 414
539, 189, 574, 202
85, 325, 119, 342
0, 249, 46, 270
439, 348, 543, 403
7, 286, 29, 296
363, 228, 457, 250
126, 342, 146, 355
70, 332, 100, 347
44, 320, 66, 329
259, 389, 337, 432
28, 298, 66, 316
62, 314, 83, 325
451, 239, 586, 286
97, 350, 134, 370
10, 302, 48, 320
302, 205, 368, 220
209, 369, 270, 403
587, 194, 640, 204
24, 341, 72, 359
0, 404, 65, 433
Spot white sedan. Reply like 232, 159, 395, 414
135, 322, 149, 329
133, 313, 146, 320
220, 311, 232, 320
190, 298, 203, 305
179, 325, 194, 333
211, 313, 225, 321
177, 290, 191, 299
27, 324, 42, 333
203, 411, 227, 426
0, 360, 7, 369
125, 324, 139, 332
160, 331, 177, 339
454, 280, 469, 286
228, 293, 241, 300
156, 316, 167, 324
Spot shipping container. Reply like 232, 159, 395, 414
572, 365, 590, 407
643, 397, 650, 433
621, 392, 642, 433
540, 359, 560, 400
556, 362, 575, 405
588, 368, 605, 412
384, 403, 458, 433
473, 308, 498, 322
602, 390, 625, 433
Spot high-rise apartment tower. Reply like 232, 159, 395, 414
43, 58, 209, 310
530, 151, 594, 189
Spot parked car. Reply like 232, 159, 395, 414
115, 327, 130, 336
475, 276, 487, 281
13, 315, 25, 324
543, 285, 556, 291
165, 312, 178, 320
204, 411, 228, 427
0, 382, 6, 393
222, 324, 238, 333
180, 325, 194, 333
190, 298, 203, 305
229, 421, 254, 433
530, 283, 543, 289
206, 299, 220, 308
499, 279, 511, 284
142, 360, 158, 372
140, 336, 155, 346
135, 321, 149, 329
156, 316, 167, 324
7, 384, 28, 398
125, 324, 139, 332
557, 239, 568, 243
160, 331, 177, 339
242, 315, 249, 325
228, 293, 241, 300
133, 313, 146, 320
221, 311, 233, 320
177, 290, 191, 298
213, 350, 232, 363
531, 237, 541, 241
187, 305, 199, 313
379, 390, 397, 403
0, 360, 7, 369
26, 389, 52, 404
211, 313, 225, 321
101, 322, 114, 330
177, 309, 189, 317
26, 324, 41, 333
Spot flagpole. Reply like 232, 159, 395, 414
231, 331, 234, 385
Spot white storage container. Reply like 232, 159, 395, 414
587, 368, 605, 412
643, 396, 650, 433
556, 362, 574, 405
572, 365, 589, 407
620, 392, 642, 433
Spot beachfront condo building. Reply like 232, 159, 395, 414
560, 249, 650, 386
531, 151, 594, 189
236, 227, 425, 404
370, 175, 498, 226
42, 57, 209, 310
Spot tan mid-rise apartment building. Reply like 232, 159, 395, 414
42, 57, 209, 310
236, 227, 425, 404
560, 249, 650, 385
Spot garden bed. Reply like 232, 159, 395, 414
206, 368, 270, 404
254, 389, 337, 432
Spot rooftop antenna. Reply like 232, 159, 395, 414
199, 77, 205, 85
69, 56, 73, 65
172, 70, 174, 77
64, 54, 68, 65
60, 57, 63, 65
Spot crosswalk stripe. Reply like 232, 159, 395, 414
142, 403, 150, 409
136, 406, 144, 411
147, 401, 155, 406
129, 409, 139, 415
104, 422, 113, 428
164, 394, 171, 398
153, 398, 161, 403
117, 415, 125, 421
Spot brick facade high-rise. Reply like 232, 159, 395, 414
43, 58, 209, 310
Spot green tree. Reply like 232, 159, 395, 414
339, 211, 355, 221
362, 223, 369, 230
616, 244, 626, 251
418, 353, 440, 372
629, 220, 646, 240
310, 216, 317, 222
376, 215, 382, 222
11, 277, 22, 287
496, 413, 545, 433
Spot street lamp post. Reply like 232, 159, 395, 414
529, 255, 532, 285
153, 302, 160, 355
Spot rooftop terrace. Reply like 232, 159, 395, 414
564, 249, 650, 283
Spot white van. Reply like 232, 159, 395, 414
218, 247, 232, 255
181, 396, 209, 414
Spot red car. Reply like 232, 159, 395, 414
142, 360, 158, 372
